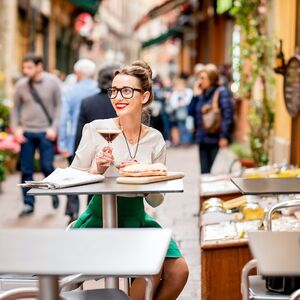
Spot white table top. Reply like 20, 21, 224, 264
28, 177, 184, 195
0, 228, 171, 276
200, 180, 240, 196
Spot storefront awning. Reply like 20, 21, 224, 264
142, 28, 179, 49
68, 0, 101, 15
134, 0, 190, 31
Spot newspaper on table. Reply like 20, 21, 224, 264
19, 167, 104, 189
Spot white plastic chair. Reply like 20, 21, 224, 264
241, 200, 300, 300
0, 286, 131, 300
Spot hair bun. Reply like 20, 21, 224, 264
131, 60, 152, 80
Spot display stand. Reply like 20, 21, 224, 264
200, 176, 248, 300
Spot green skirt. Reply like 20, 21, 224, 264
73, 195, 181, 258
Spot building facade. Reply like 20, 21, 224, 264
0, 0, 100, 101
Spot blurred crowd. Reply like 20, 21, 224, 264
148, 63, 234, 150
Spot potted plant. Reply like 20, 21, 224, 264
230, 141, 256, 168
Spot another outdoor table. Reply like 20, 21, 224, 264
0, 228, 172, 300
28, 177, 184, 288
200, 174, 241, 202
231, 177, 300, 195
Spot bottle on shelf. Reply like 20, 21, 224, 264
275, 39, 285, 74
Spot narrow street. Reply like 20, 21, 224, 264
0, 145, 201, 299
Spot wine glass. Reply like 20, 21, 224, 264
96, 127, 122, 167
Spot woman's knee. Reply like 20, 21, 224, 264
163, 257, 189, 285
130, 273, 162, 300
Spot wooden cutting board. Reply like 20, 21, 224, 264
116, 172, 185, 184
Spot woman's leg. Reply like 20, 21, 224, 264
199, 143, 210, 173
199, 143, 219, 173
154, 257, 189, 300
129, 257, 188, 300
129, 273, 162, 300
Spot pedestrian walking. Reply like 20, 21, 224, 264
11, 53, 62, 217
169, 76, 193, 146
71, 61, 189, 299
58, 58, 99, 223
149, 74, 164, 135
188, 63, 234, 173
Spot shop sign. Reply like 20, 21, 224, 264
283, 55, 300, 117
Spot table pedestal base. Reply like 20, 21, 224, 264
39, 275, 59, 300
103, 194, 119, 289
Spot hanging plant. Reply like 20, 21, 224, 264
230, 0, 276, 166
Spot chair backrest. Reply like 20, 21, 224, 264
65, 220, 77, 231
248, 231, 300, 276
0, 287, 38, 299
0, 288, 131, 300
62, 288, 130, 300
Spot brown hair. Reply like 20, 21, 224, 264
203, 64, 219, 87
114, 60, 153, 106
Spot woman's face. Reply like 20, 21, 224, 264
199, 71, 211, 91
110, 74, 149, 117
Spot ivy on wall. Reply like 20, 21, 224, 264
230, 0, 276, 165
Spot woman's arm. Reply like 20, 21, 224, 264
145, 142, 167, 207
188, 95, 199, 117
219, 87, 234, 143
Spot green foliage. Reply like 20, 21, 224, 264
230, 142, 253, 160
230, 0, 276, 166
0, 102, 10, 130
0, 70, 5, 102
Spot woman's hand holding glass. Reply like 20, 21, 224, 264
95, 146, 114, 172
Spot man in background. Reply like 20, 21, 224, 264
11, 53, 61, 217
58, 58, 99, 223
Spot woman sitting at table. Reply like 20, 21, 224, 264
71, 61, 189, 300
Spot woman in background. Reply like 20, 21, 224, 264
188, 64, 234, 173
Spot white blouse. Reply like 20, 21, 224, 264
71, 118, 166, 207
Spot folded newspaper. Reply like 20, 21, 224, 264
19, 168, 104, 189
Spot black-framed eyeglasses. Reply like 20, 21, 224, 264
107, 87, 143, 99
